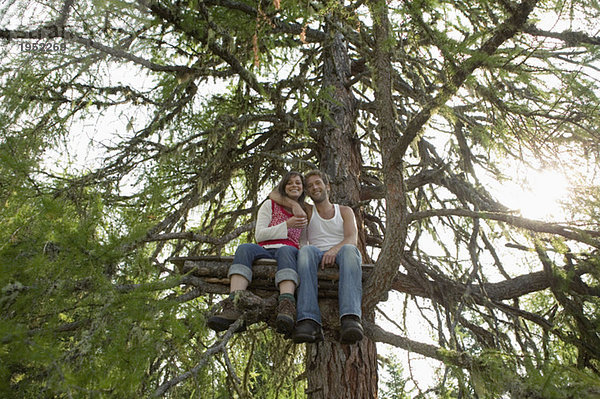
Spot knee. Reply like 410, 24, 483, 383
298, 246, 319, 270
338, 244, 362, 267
299, 245, 319, 258
276, 246, 298, 271
339, 244, 360, 257
235, 243, 256, 254
277, 245, 298, 257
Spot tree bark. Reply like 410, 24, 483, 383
306, 14, 378, 399
363, 0, 408, 312
306, 332, 378, 399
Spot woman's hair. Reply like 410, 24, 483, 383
277, 171, 306, 205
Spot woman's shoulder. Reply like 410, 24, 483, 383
257, 199, 273, 213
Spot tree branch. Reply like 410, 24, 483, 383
393, 0, 539, 159
408, 208, 600, 247
523, 24, 600, 46
151, 318, 244, 397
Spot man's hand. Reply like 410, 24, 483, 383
291, 202, 307, 219
321, 247, 340, 269
286, 216, 308, 229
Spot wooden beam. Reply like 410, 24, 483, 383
169, 256, 375, 298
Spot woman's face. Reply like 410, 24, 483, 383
285, 175, 304, 200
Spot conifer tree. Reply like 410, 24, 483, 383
2, 0, 600, 397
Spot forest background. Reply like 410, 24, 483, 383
1, 0, 600, 398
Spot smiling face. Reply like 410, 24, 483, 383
284, 175, 304, 200
305, 175, 329, 204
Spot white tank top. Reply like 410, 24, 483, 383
307, 204, 344, 251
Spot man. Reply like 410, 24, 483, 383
270, 170, 363, 344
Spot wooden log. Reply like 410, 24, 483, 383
169, 256, 375, 298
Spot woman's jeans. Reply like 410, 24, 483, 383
228, 243, 299, 287
296, 244, 362, 324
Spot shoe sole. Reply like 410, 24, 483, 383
340, 327, 363, 344
275, 315, 294, 334
292, 330, 324, 344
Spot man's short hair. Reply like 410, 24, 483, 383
305, 170, 330, 185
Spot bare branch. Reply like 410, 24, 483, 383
408, 208, 600, 247
523, 24, 600, 46
393, 0, 539, 159
151, 319, 244, 397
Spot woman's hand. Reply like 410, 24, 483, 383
286, 216, 308, 229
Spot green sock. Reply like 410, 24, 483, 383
279, 293, 295, 303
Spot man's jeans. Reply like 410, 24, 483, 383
296, 244, 362, 324
228, 243, 299, 287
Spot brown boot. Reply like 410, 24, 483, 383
207, 296, 246, 333
275, 296, 296, 335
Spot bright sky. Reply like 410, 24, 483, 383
495, 167, 571, 221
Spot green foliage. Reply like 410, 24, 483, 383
0, 152, 304, 397
0, 183, 221, 397
502, 360, 600, 399
379, 355, 412, 399
226, 329, 305, 398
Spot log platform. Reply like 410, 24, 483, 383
169, 256, 375, 299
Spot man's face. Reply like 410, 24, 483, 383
306, 175, 329, 203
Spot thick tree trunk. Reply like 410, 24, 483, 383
305, 15, 378, 399
313, 17, 368, 258
362, 0, 408, 311
306, 329, 378, 399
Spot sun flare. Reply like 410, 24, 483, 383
503, 169, 570, 221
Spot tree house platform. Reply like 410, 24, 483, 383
169, 256, 375, 299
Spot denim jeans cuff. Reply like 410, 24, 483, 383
228, 263, 253, 283
297, 317, 322, 326
340, 312, 362, 320
274, 268, 299, 287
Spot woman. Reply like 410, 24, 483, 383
207, 171, 308, 335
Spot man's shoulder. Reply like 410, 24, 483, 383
337, 204, 355, 217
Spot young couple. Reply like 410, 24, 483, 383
207, 170, 364, 345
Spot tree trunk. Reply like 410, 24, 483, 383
362, 0, 408, 311
306, 326, 378, 399
313, 15, 369, 261
305, 14, 378, 399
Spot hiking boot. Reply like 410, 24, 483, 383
275, 297, 296, 335
207, 297, 246, 333
340, 315, 363, 344
292, 319, 324, 344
